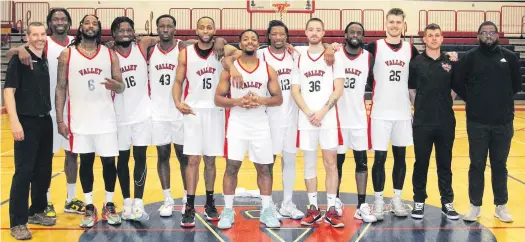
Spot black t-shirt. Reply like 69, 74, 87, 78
4, 47, 51, 117
409, 51, 455, 126
194, 43, 213, 58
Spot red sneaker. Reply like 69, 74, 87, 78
325, 206, 344, 228
300, 205, 322, 226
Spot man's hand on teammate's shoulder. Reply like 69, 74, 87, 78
105, 40, 116, 49
176, 102, 196, 115
324, 45, 335, 66
18, 46, 33, 69
101, 77, 123, 92
214, 37, 226, 60
446, 51, 458, 62
331, 42, 342, 52
286, 43, 295, 55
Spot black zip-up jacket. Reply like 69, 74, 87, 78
451, 45, 522, 125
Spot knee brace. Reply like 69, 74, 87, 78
303, 150, 317, 179
353, 150, 368, 173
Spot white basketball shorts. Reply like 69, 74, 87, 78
337, 128, 370, 154
51, 115, 70, 153
70, 132, 119, 157
226, 138, 273, 164
297, 128, 342, 151
271, 124, 298, 155
117, 120, 152, 151
151, 121, 184, 146
370, 119, 413, 151
183, 108, 225, 156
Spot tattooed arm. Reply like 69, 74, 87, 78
55, 48, 70, 139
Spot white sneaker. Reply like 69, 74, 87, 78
159, 198, 174, 217
390, 197, 407, 217
121, 203, 133, 220
279, 202, 305, 220
463, 204, 481, 222
335, 198, 344, 216
494, 205, 513, 223
354, 203, 377, 223
270, 202, 283, 221
373, 200, 385, 221
132, 199, 149, 221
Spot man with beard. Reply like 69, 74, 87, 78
56, 14, 125, 228
334, 22, 377, 223
7, 8, 84, 218
452, 21, 521, 223
291, 18, 345, 228
215, 29, 282, 229
110, 16, 151, 221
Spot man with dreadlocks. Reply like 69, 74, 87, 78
56, 14, 125, 228
7, 8, 85, 218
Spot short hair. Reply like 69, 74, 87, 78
27, 22, 45, 34
305, 17, 324, 30
386, 8, 406, 19
477, 21, 498, 33
197, 16, 215, 26
111, 16, 134, 35
266, 20, 289, 45
424, 23, 441, 34
46, 8, 72, 30
156, 14, 176, 27
238, 29, 259, 42
344, 22, 365, 35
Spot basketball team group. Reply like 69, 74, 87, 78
5, 6, 522, 240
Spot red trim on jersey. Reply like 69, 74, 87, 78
49, 36, 70, 47
265, 62, 270, 80
307, 50, 325, 62
237, 59, 260, 74
177, 39, 182, 51
138, 43, 148, 61
115, 46, 132, 58
268, 47, 285, 61
297, 55, 301, 68
367, 79, 376, 150
157, 41, 177, 55
223, 108, 230, 159
262, 52, 266, 62
76, 45, 101, 60
333, 83, 343, 145
193, 44, 214, 60
383, 39, 403, 52
183, 48, 189, 100
66, 48, 74, 152
344, 48, 362, 61
147, 45, 156, 61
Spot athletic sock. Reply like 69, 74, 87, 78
261, 195, 271, 210
84, 192, 93, 205
123, 198, 133, 207
374, 191, 384, 203
105, 191, 114, 204
357, 195, 366, 208
327, 194, 336, 208
393, 189, 402, 199
183, 190, 187, 202
46, 189, 51, 202
224, 195, 234, 209
308, 192, 318, 207
67, 183, 76, 203
163, 189, 172, 200
206, 190, 214, 206
282, 151, 296, 206
187, 195, 195, 207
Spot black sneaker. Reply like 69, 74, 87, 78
180, 204, 195, 228
411, 202, 424, 219
442, 203, 460, 220
204, 199, 220, 221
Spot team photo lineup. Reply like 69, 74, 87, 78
3, 4, 522, 241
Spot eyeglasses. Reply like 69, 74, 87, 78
479, 31, 498, 37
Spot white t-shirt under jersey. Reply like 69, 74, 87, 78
370, 39, 412, 120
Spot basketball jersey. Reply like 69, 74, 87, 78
336, 48, 370, 129
67, 45, 116, 134
293, 49, 345, 130
259, 47, 297, 128
183, 44, 222, 109
46, 36, 74, 117
113, 43, 151, 125
371, 39, 412, 120
148, 41, 183, 122
227, 60, 271, 140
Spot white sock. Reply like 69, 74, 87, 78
105, 191, 114, 204
163, 189, 172, 200
134, 198, 143, 206
224, 195, 234, 209
282, 151, 296, 206
327, 193, 336, 208
183, 190, 187, 201
67, 183, 76, 203
374, 191, 384, 202
46, 189, 51, 202
84, 192, 93, 205
393, 189, 402, 198
308, 192, 318, 207
261, 195, 271, 209
123, 198, 133, 206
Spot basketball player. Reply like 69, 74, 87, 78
56, 14, 124, 228
335, 22, 377, 223
291, 18, 345, 228
366, 8, 420, 220
147, 14, 189, 217
215, 29, 283, 229
111, 16, 151, 221
6, 8, 84, 217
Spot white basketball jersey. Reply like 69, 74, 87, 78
148, 41, 182, 122
184, 44, 222, 109
336, 48, 370, 129
293, 50, 344, 130
113, 43, 151, 125
260, 47, 297, 128
227, 60, 271, 140
371, 39, 412, 120
67, 45, 116, 134
46, 36, 74, 117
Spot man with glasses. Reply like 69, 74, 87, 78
452, 21, 522, 223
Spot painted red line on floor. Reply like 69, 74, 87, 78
0, 227, 209, 232
370, 226, 525, 231
452, 106, 525, 111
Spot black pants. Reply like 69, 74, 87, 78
9, 115, 53, 228
467, 120, 513, 206
412, 123, 455, 204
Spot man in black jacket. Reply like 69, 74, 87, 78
452, 21, 521, 223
